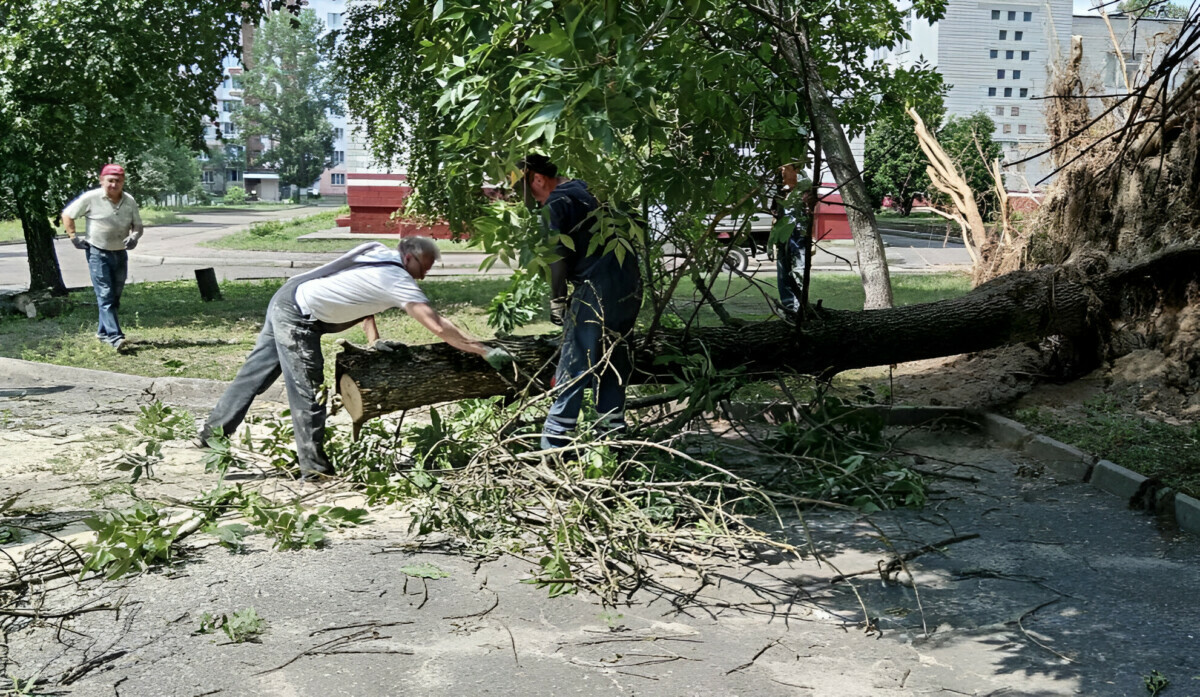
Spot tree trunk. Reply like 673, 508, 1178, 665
330, 252, 1186, 425
18, 198, 67, 296
776, 25, 895, 310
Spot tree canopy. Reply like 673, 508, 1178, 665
1116, 0, 1190, 19
337, 0, 945, 311
236, 9, 341, 195
0, 0, 283, 293
863, 78, 947, 215
934, 112, 1004, 221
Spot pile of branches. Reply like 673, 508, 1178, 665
330, 368, 926, 602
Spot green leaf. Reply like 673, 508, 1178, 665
525, 33, 565, 54
400, 562, 451, 579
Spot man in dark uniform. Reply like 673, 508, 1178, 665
517, 155, 642, 450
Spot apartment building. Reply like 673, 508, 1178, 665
875, 0, 1190, 189
200, 0, 350, 202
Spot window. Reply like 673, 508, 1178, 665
1013, 70, 1021, 79
992, 9, 1000, 19
997, 69, 1005, 79
988, 87, 997, 96
331, 173, 346, 186
334, 127, 344, 140
995, 106, 1005, 115
230, 75, 243, 89
1019, 87, 1028, 97
1020, 51, 1029, 60
333, 150, 345, 164
202, 171, 215, 184
990, 49, 998, 58
221, 76, 230, 89
999, 30, 1007, 39
1015, 31, 1023, 40
1018, 124, 1027, 134
1024, 11, 1032, 20
1003, 123, 1012, 134
222, 121, 237, 135
1004, 87, 1013, 96
1011, 106, 1020, 116
1008, 10, 1016, 20
1006, 50, 1014, 59
197, 151, 209, 162
226, 169, 242, 182
221, 100, 241, 112
326, 12, 342, 28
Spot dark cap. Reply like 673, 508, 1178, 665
517, 154, 557, 178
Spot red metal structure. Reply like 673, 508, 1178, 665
340, 173, 451, 238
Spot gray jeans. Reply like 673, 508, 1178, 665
203, 278, 353, 475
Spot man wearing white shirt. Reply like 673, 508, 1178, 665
61, 164, 144, 349
200, 237, 514, 478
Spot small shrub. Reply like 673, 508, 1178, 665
225, 185, 247, 204
135, 401, 195, 440
247, 220, 285, 237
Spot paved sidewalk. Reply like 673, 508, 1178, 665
1, 361, 1197, 696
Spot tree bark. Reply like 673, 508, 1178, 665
331, 254, 1168, 425
18, 198, 67, 296
776, 24, 895, 310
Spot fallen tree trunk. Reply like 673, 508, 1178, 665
335, 250, 1196, 425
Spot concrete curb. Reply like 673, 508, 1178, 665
1091, 460, 1148, 502
980, 413, 1033, 449
1022, 434, 1093, 482
982, 412, 1200, 536
1175, 493, 1200, 535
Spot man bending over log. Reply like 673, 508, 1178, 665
198, 237, 513, 478
517, 154, 643, 450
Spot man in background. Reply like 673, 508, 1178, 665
62, 164, 144, 350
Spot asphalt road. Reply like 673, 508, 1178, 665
1, 212, 971, 296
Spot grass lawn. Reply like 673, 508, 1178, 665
0, 219, 27, 244
671, 271, 970, 324
0, 276, 523, 382
201, 210, 473, 254
0, 208, 191, 244
2, 271, 970, 383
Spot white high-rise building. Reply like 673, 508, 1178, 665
200, 2, 352, 202
873, 1, 1192, 190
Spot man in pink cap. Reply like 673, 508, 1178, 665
62, 164, 144, 350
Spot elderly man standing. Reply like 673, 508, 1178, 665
199, 237, 513, 478
517, 154, 642, 450
61, 164, 144, 350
